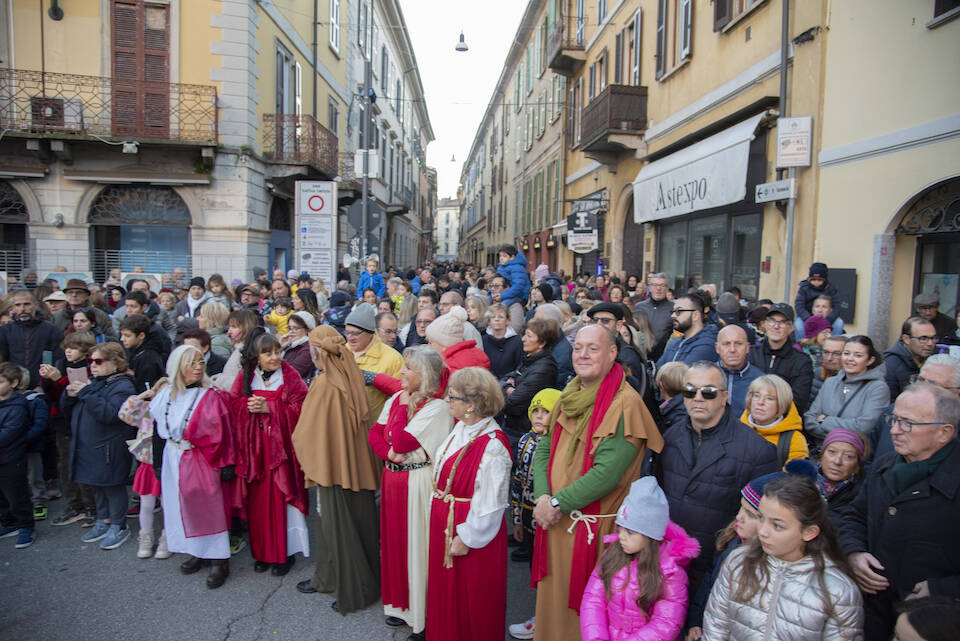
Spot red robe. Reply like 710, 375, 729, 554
426, 430, 511, 641
229, 361, 308, 563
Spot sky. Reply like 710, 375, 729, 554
398, 0, 528, 200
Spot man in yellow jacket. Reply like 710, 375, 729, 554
343, 302, 403, 421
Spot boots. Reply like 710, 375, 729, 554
180, 555, 204, 575
137, 530, 155, 559
206, 559, 230, 589
154, 529, 171, 559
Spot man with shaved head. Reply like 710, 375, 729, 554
530, 325, 662, 641
715, 324, 763, 418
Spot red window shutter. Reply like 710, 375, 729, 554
111, 0, 169, 138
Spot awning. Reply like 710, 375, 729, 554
633, 113, 764, 223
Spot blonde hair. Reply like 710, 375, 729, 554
448, 367, 504, 418
402, 345, 444, 419
165, 344, 212, 400
655, 361, 689, 397
200, 300, 230, 328
91, 342, 127, 371
746, 374, 794, 418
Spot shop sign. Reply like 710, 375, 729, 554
567, 204, 599, 254
776, 116, 812, 168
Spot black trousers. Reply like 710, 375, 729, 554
0, 458, 34, 529
91, 484, 128, 525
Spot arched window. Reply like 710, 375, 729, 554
90, 185, 191, 225
0, 181, 30, 279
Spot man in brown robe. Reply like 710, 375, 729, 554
531, 325, 663, 641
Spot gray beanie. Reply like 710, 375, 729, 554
615, 477, 670, 541
292, 310, 317, 331
345, 302, 376, 333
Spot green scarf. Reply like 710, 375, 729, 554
889, 439, 956, 495
558, 377, 602, 466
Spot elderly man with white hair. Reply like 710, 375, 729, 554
534, 303, 574, 388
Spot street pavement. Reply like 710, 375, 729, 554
0, 490, 538, 641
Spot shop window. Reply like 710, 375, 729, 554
916, 235, 960, 319
658, 220, 687, 294
688, 215, 726, 292
731, 214, 761, 299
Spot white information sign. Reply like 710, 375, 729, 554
295, 181, 337, 286
776, 116, 813, 168
755, 178, 797, 203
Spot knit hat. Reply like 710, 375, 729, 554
536, 283, 554, 302
528, 388, 562, 418
329, 291, 351, 308
345, 302, 376, 333
292, 310, 317, 331
287, 269, 299, 280
821, 428, 866, 462
804, 315, 832, 339
230, 278, 243, 287
809, 262, 828, 279
425, 306, 467, 348
616, 477, 670, 541
535, 264, 550, 281
189, 276, 205, 289
716, 292, 740, 314
741, 459, 817, 510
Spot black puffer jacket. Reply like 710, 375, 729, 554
502, 349, 558, 434
794, 277, 840, 322
126, 325, 169, 394
656, 408, 779, 588
0, 316, 64, 388
482, 329, 523, 379
748, 339, 814, 414
0, 392, 31, 464
882, 340, 919, 399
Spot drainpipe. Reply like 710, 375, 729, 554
311, 0, 317, 121
779, 0, 796, 303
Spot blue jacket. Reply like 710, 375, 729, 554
497, 253, 531, 306
551, 335, 574, 388
718, 361, 763, 419
656, 323, 720, 371
24, 390, 49, 453
410, 275, 422, 295
357, 270, 386, 299
0, 392, 31, 464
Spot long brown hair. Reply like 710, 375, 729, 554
598, 533, 662, 614
731, 476, 854, 616
715, 520, 739, 553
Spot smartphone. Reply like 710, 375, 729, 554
42, 350, 53, 366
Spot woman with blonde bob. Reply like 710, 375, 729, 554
426, 367, 512, 641
148, 344, 237, 589
741, 374, 809, 466
369, 345, 453, 638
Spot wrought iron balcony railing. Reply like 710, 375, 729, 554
0, 68, 218, 144
262, 113, 338, 178
548, 11, 586, 75
580, 84, 648, 152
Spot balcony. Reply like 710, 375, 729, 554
580, 85, 648, 155
548, 12, 586, 76
262, 114, 338, 178
0, 68, 218, 144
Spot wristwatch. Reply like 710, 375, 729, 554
550, 496, 560, 509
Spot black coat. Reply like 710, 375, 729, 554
882, 340, 919, 400
748, 339, 814, 414
659, 394, 687, 434
482, 331, 523, 380
0, 317, 64, 388
794, 278, 840, 322
0, 392, 31, 464
126, 325, 169, 394
656, 408, 779, 588
502, 349, 558, 433
205, 350, 228, 376
836, 445, 960, 637
62, 372, 136, 486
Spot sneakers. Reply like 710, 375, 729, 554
508, 616, 535, 640
81, 520, 110, 543
154, 529, 171, 560
0, 524, 20, 538
15, 528, 34, 549
229, 535, 247, 556
32, 504, 48, 520
52, 507, 86, 527
100, 524, 130, 550
80, 509, 96, 528
125, 504, 140, 518
137, 530, 155, 559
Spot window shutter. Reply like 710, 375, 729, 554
655, 0, 666, 79
614, 32, 622, 84
632, 9, 642, 85
112, 1, 168, 138
714, 0, 731, 31
295, 61, 302, 117
329, 0, 340, 52
680, 0, 693, 60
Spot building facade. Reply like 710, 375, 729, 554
434, 197, 459, 261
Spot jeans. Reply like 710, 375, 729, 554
56, 428, 94, 511
91, 484, 128, 525
0, 458, 34, 529
795, 316, 845, 341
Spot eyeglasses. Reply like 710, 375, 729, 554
822, 350, 844, 357
587, 316, 617, 326
187, 359, 205, 368
681, 384, 723, 400
446, 394, 468, 402
87, 358, 106, 365
765, 318, 791, 327
344, 330, 367, 338
885, 413, 949, 432
909, 335, 938, 343
378, 328, 398, 335
670, 308, 695, 316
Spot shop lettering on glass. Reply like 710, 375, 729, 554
654, 177, 708, 213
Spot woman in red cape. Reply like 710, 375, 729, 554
229, 328, 309, 576
426, 367, 512, 641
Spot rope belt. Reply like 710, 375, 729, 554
566, 509, 618, 544
433, 489, 471, 568
385, 460, 431, 473
168, 438, 194, 451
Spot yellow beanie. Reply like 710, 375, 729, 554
528, 388, 562, 418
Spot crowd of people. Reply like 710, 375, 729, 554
0, 250, 958, 641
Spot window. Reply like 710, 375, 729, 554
714, 0, 766, 31
935, 0, 960, 16
598, 49, 608, 93
381, 46, 388, 92
614, 32, 623, 84
545, 162, 553, 229
553, 160, 561, 222
598, 0, 607, 22
527, 45, 535, 94
514, 71, 522, 112
395, 78, 402, 115
329, 0, 340, 53
656, 0, 692, 79
631, 9, 642, 85
327, 97, 339, 135
576, 0, 585, 45
539, 90, 547, 137
357, 0, 369, 56
588, 62, 595, 101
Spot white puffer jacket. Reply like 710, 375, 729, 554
702, 546, 863, 641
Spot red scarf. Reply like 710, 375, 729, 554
530, 363, 624, 611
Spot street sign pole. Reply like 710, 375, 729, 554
360, 0, 374, 263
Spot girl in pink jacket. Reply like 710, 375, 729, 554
580, 477, 700, 641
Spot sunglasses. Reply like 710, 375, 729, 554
681, 384, 723, 400
87, 358, 107, 365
